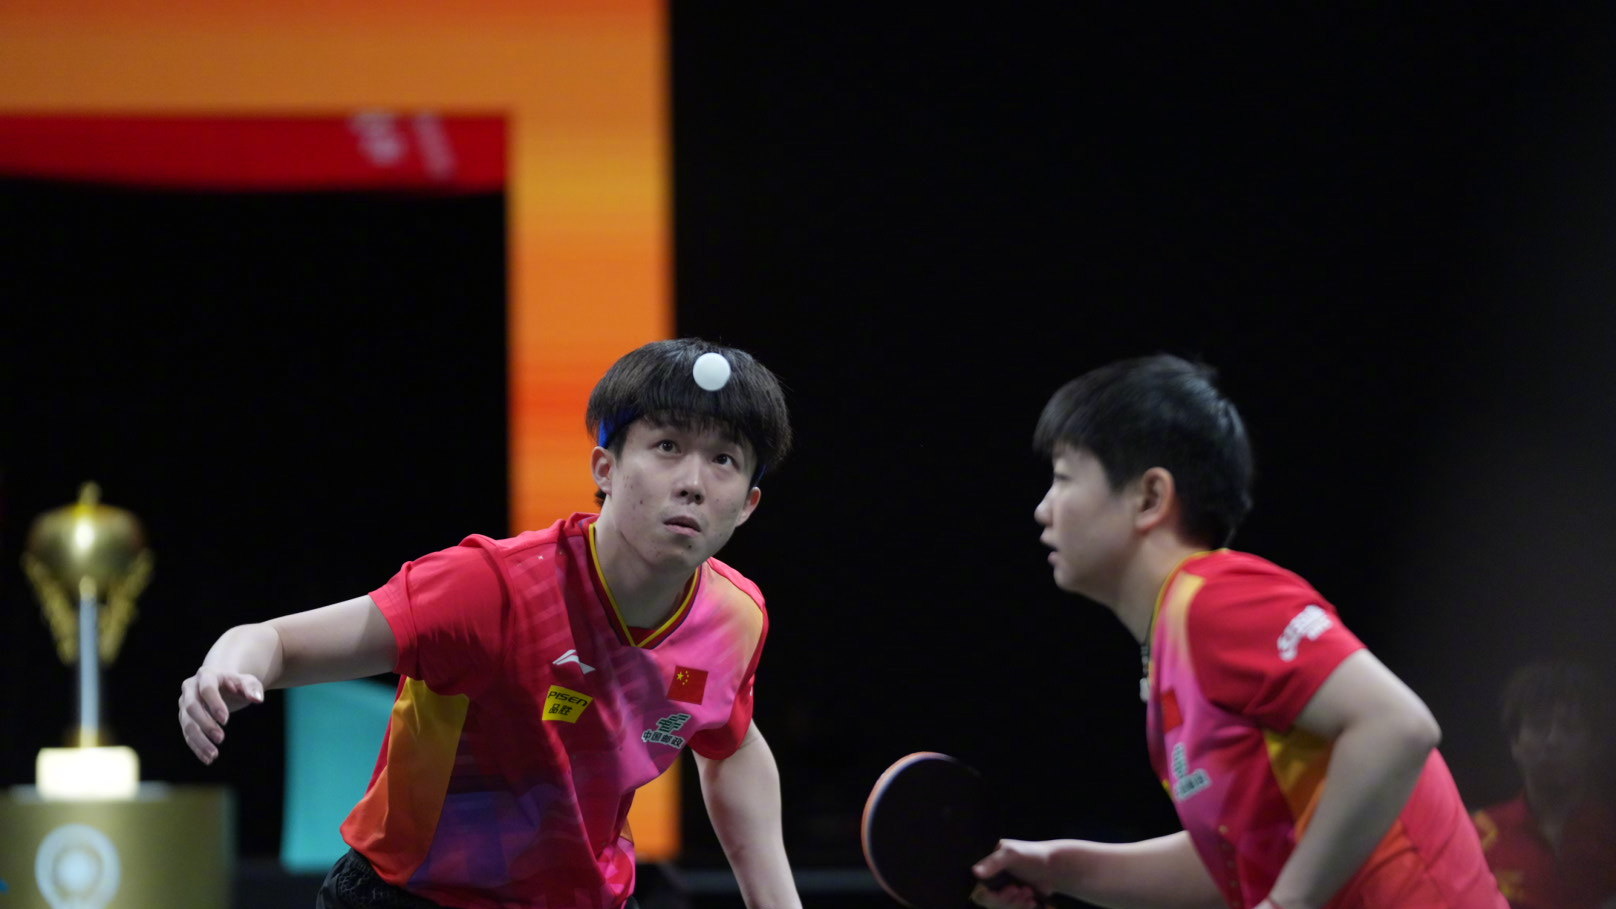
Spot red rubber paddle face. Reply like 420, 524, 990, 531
861, 752, 1001, 909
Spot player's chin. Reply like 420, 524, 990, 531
1049, 566, 1082, 593
660, 538, 717, 572
695, 526, 736, 558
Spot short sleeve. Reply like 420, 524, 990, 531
687, 613, 767, 760
1186, 573, 1365, 730
369, 539, 507, 697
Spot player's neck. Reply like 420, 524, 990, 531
591, 520, 696, 628
1113, 535, 1206, 644
613, 580, 690, 629
1525, 775, 1589, 837
605, 564, 693, 629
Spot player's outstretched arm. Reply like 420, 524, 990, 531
693, 721, 802, 909
1261, 649, 1441, 909
178, 594, 397, 764
971, 831, 1223, 909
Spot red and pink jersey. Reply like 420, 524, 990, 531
340, 513, 767, 909
1472, 793, 1616, 908
1145, 550, 1505, 909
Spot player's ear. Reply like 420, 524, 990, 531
1134, 467, 1176, 532
591, 446, 615, 496
733, 486, 763, 527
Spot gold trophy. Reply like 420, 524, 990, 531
21, 482, 153, 798
1, 485, 230, 909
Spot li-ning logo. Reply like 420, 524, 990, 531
642, 713, 692, 749
1170, 743, 1212, 802
1277, 605, 1333, 662
553, 649, 594, 674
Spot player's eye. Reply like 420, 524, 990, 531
656, 439, 678, 453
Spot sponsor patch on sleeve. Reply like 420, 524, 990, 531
1277, 604, 1334, 662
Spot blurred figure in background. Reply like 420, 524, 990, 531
1472, 659, 1616, 909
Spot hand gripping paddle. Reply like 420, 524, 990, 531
860, 752, 1046, 908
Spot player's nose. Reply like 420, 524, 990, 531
673, 458, 706, 503
1033, 490, 1052, 527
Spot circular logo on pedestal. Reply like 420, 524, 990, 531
34, 823, 121, 909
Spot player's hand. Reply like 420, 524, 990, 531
970, 839, 1055, 909
178, 669, 265, 764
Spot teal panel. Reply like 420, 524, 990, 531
280, 678, 397, 873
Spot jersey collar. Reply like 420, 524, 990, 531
587, 520, 699, 648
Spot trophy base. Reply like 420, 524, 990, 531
0, 783, 235, 909
36, 746, 140, 800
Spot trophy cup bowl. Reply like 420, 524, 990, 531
25, 482, 149, 613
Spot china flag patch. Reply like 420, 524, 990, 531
1161, 688, 1183, 733
668, 666, 708, 704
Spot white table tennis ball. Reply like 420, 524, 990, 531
692, 352, 732, 391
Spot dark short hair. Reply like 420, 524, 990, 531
1500, 659, 1615, 741
1033, 353, 1254, 548
586, 338, 793, 488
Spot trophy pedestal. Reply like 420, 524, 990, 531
35, 746, 140, 800
0, 783, 235, 909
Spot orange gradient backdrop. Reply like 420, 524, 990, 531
0, 0, 681, 859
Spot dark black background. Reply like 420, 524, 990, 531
0, 181, 511, 860
4, 2, 1616, 882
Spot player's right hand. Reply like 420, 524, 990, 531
178, 669, 265, 764
971, 839, 1056, 909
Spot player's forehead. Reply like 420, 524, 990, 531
629, 416, 754, 456
1050, 443, 1101, 473
1519, 702, 1591, 732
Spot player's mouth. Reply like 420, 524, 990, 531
664, 515, 703, 537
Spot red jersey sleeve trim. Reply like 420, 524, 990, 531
367, 539, 508, 699
689, 559, 769, 760
1259, 636, 1363, 732
370, 569, 418, 678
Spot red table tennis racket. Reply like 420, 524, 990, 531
860, 751, 1047, 909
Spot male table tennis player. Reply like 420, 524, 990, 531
971, 354, 1505, 909
179, 338, 803, 909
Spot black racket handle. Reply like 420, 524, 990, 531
979, 870, 1050, 907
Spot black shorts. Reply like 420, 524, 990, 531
316, 848, 641, 909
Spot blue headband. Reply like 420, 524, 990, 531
596, 413, 631, 449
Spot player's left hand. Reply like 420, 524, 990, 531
969, 877, 1045, 909
178, 668, 265, 764
969, 840, 1054, 908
